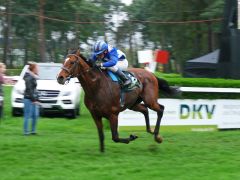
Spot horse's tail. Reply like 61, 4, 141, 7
155, 76, 181, 96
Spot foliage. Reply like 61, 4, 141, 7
201, 0, 225, 18
119, 0, 224, 72
0, 0, 232, 77
166, 77, 240, 88
155, 72, 182, 79
5, 69, 22, 76
155, 72, 240, 88
178, 92, 240, 99
1, 0, 122, 65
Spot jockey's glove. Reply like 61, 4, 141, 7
95, 61, 103, 68
87, 58, 93, 62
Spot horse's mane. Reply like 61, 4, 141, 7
67, 48, 93, 67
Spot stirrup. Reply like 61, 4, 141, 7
123, 79, 131, 86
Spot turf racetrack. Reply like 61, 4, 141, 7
0, 87, 240, 179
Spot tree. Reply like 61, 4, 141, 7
119, 0, 224, 73
2, 0, 12, 66
8, 0, 122, 64
38, 0, 46, 62
11, 0, 39, 64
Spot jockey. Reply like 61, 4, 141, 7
90, 40, 131, 87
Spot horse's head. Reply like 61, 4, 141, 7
57, 49, 83, 85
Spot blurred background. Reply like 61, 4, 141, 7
0, 2, 240, 178
0, 0, 225, 74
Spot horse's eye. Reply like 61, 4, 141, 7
70, 61, 75, 65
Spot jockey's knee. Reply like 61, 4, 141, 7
108, 66, 118, 72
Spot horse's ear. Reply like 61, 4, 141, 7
67, 48, 73, 54
76, 48, 81, 56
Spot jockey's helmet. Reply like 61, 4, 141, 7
93, 41, 108, 56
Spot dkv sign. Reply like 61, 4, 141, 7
180, 104, 216, 120
119, 99, 240, 129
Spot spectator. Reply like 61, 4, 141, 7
23, 62, 40, 135
0, 63, 6, 119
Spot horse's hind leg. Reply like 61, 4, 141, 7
151, 103, 164, 143
146, 102, 164, 143
129, 104, 154, 134
109, 114, 138, 144
154, 104, 164, 143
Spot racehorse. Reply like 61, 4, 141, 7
57, 49, 177, 152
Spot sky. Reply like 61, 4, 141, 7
121, 0, 133, 6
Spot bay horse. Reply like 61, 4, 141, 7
57, 49, 177, 152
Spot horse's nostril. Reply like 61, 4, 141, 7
58, 76, 64, 80
57, 76, 64, 84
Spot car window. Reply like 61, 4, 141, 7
38, 65, 61, 80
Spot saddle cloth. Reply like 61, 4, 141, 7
107, 71, 141, 91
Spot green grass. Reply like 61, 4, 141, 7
0, 86, 240, 180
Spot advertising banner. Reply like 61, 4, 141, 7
216, 100, 240, 129
155, 50, 169, 64
137, 50, 153, 63
118, 99, 240, 129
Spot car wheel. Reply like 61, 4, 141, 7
40, 108, 45, 117
12, 108, 22, 116
76, 106, 80, 116
66, 109, 77, 119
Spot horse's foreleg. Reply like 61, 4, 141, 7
109, 114, 138, 144
91, 113, 104, 152
129, 104, 153, 134
153, 104, 164, 143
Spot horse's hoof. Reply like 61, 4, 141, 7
100, 148, 105, 153
130, 134, 138, 141
155, 135, 163, 143
147, 129, 154, 134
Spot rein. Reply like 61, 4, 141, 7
61, 54, 80, 74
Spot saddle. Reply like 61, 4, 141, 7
107, 71, 142, 91
106, 70, 142, 107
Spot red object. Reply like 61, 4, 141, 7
155, 50, 169, 64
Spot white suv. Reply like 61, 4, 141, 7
11, 63, 82, 118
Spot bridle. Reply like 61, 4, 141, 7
61, 54, 81, 83
61, 53, 114, 101
60, 53, 102, 84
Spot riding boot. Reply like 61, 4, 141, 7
115, 69, 131, 87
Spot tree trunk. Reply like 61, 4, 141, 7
207, 22, 213, 52
38, 0, 47, 62
129, 32, 134, 66
3, 0, 12, 67
195, 23, 202, 56
75, 13, 80, 47
24, 38, 28, 65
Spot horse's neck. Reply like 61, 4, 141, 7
77, 61, 105, 96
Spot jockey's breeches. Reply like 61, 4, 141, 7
107, 59, 128, 72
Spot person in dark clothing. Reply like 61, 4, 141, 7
23, 62, 40, 135
0, 63, 6, 120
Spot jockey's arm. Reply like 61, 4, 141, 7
102, 48, 118, 67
